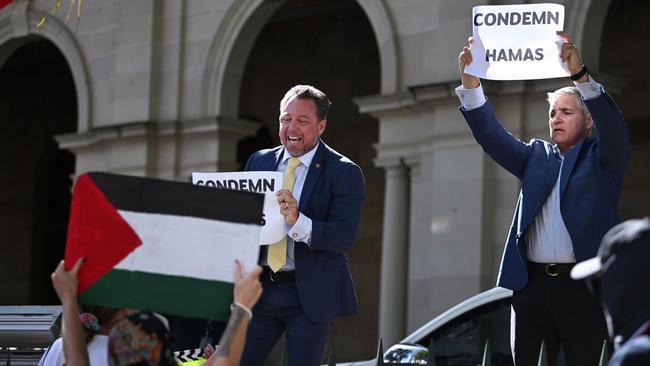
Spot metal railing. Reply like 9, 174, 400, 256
0, 306, 61, 366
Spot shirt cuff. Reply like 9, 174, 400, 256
455, 84, 487, 111
287, 212, 312, 245
574, 75, 603, 100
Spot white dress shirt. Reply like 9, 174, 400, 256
455, 76, 604, 263
261, 144, 317, 271
526, 148, 575, 263
38, 335, 109, 366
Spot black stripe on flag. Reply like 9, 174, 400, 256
87, 172, 264, 225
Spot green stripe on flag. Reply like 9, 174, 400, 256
79, 269, 234, 321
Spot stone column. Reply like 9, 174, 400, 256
375, 157, 410, 347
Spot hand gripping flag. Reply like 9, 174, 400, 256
64, 172, 264, 321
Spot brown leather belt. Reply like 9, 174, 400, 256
528, 262, 575, 277
262, 266, 295, 283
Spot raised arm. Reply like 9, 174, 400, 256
51, 258, 89, 366
205, 261, 262, 366
456, 37, 532, 180
557, 31, 629, 180
458, 36, 481, 89
556, 31, 588, 83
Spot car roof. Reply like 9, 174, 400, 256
333, 287, 513, 366
400, 287, 512, 344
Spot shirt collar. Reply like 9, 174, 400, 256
552, 144, 564, 161
281, 142, 319, 168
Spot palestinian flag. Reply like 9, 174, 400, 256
64, 172, 263, 321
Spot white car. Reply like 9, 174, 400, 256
338, 287, 513, 366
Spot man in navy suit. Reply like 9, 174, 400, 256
240, 85, 365, 365
456, 32, 629, 365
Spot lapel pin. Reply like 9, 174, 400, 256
315, 163, 321, 169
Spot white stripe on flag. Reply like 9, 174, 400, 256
115, 210, 260, 283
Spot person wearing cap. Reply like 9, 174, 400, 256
457, 31, 630, 365
572, 218, 650, 365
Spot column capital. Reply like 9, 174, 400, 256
374, 156, 407, 173
353, 91, 416, 116
404, 155, 421, 177
181, 116, 260, 137
55, 121, 151, 150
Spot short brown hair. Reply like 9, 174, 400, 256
280, 85, 331, 121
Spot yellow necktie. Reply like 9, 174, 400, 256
268, 157, 302, 272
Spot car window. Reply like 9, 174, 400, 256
384, 344, 428, 364
416, 298, 513, 366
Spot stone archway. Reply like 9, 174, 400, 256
0, 37, 77, 305
0, 6, 91, 132
201, 0, 398, 118
565, 0, 650, 218
597, 2, 650, 219
564, 0, 612, 72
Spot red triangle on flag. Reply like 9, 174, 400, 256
64, 173, 142, 294
0, 1, 13, 10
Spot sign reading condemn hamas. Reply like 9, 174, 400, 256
464, 3, 567, 80
193, 171, 285, 245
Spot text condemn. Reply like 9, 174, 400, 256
464, 3, 568, 81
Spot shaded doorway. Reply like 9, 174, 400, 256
0, 38, 77, 305
598, 1, 650, 219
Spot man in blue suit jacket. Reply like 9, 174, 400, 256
240, 85, 365, 365
457, 32, 629, 365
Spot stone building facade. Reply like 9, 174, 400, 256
1, 0, 648, 362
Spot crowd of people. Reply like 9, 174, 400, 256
44, 259, 261, 366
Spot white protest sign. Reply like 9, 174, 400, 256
192, 171, 285, 245
464, 3, 567, 80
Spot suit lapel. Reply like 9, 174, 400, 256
529, 149, 561, 227
559, 139, 586, 199
299, 141, 326, 212
256, 147, 284, 171
544, 146, 562, 194
520, 146, 560, 232
273, 148, 284, 170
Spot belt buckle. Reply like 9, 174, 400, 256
545, 264, 559, 277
